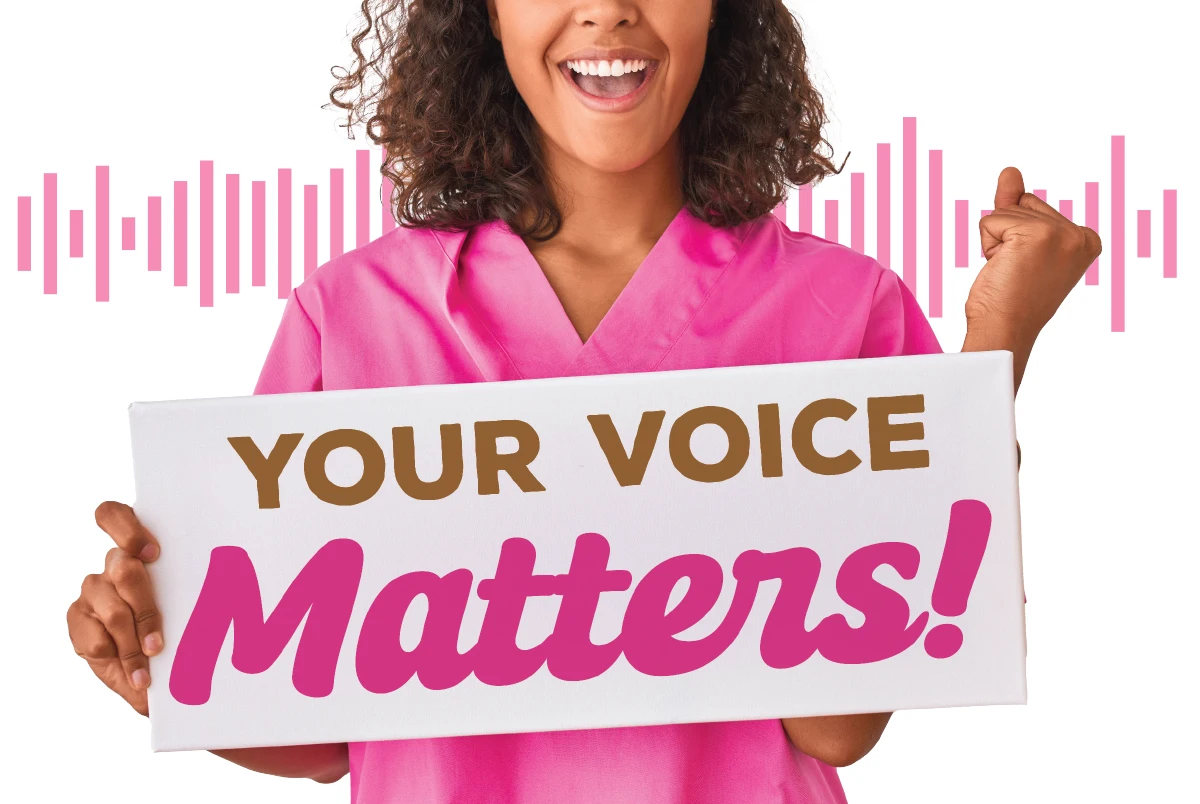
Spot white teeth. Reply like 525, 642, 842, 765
566, 59, 648, 76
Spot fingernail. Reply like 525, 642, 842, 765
140, 543, 159, 561
143, 632, 163, 656
132, 669, 150, 689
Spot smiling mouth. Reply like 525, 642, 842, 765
562, 59, 655, 100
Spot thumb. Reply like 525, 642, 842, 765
95, 501, 161, 562
994, 166, 1025, 210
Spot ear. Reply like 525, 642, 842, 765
487, 0, 501, 40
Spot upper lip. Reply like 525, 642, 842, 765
558, 47, 658, 65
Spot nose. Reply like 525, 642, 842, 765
573, 0, 640, 29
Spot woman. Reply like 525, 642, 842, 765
66, 1, 1099, 802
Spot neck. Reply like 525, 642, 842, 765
527, 131, 685, 256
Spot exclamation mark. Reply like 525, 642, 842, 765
924, 499, 991, 658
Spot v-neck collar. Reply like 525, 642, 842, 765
434, 207, 752, 380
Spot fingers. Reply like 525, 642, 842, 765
80, 573, 151, 694
978, 202, 1072, 255
993, 166, 1025, 210
67, 596, 150, 716
95, 501, 160, 562
105, 548, 164, 658
980, 204, 1103, 272
978, 207, 1035, 258
1015, 191, 1094, 243
987, 170, 1102, 262
68, 596, 118, 666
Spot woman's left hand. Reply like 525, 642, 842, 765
963, 166, 1102, 391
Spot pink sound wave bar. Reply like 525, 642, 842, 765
11, 130, 1183, 331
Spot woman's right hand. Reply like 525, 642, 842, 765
66, 501, 164, 717
65, 502, 350, 782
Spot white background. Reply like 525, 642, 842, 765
0, 1, 1196, 802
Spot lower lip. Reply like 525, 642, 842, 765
558, 61, 659, 113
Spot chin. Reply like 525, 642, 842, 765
573, 142, 662, 175
585, 155, 653, 174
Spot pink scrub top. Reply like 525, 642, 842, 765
254, 205, 943, 804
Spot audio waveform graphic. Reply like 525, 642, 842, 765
13, 118, 1181, 332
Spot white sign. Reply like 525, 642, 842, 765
129, 351, 1026, 752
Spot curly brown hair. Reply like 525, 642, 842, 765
326, 0, 844, 241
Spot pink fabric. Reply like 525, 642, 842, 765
254, 206, 942, 804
